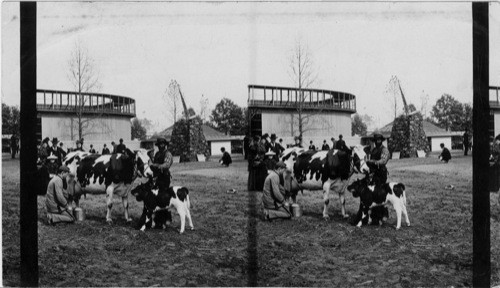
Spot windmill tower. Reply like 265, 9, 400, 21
389, 77, 429, 158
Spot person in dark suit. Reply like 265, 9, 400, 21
102, 144, 111, 155
268, 134, 283, 161
115, 138, 127, 154
89, 144, 96, 153
335, 134, 348, 152
439, 143, 451, 163
219, 147, 232, 166
463, 131, 470, 156
321, 140, 330, 151
309, 141, 316, 151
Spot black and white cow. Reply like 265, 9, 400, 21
131, 180, 194, 234
63, 149, 153, 223
347, 176, 410, 229
280, 145, 369, 219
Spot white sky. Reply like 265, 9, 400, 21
2, 2, 500, 133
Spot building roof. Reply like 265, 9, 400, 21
365, 120, 464, 139
146, 124, 244, 142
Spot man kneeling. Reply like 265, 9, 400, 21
262, 161, 291, 220
45, 165, 74, 224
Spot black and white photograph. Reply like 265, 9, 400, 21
2, 1, 500, 286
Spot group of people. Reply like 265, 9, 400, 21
247, 133, 285, 192
45, 136, 175, 225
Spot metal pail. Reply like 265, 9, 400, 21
73, 207, 85, 221
291, 204, 302, 217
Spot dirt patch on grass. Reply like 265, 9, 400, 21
2, 154, 495, 286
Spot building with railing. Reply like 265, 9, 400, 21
247, 84, 357, 147
36, 89, 137, 148
490, 86, 500, 141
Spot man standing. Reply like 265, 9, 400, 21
269, 134, 283, 161
74, 140, 84, 152
335, 134, 348, 152
261, 161, 292, 221
321, 140, 330, 151
10, 134, 18, 159
116, 138, 127, 154
49, 138, 64, 166
111, 141, 117, 153
102, 144, 111, 155
309, 141, 316, 151
463, 131, 470, 156
150, 137, 174, 223
366, 133, 390, 186
89, 144, 96, 153
331, 137, 336, 149
45, 165, 75, 224
292, 136, 303, 148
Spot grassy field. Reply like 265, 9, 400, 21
2, 152, 499, 286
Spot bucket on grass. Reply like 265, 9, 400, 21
73, 207, 85, 221
291, 203, 302, 217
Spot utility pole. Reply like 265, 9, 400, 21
472, 2, 489, 287
20, 2, 39, 286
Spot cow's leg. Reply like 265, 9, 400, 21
339, 180, 349, 218
105, 184, 115, 223
394, 202, 402, 230
322, 181, 331, 219
402, 196, 410, 227
137, 207, 148, 231
122, 196, 132, 222
185, 197, 194, 230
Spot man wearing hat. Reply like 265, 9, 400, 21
115, 138, 127, 154
367, 133, 390, 186
74, 140, 84, 152
38, 137, 51, 164
102, 143, 111, 155
46, 154, 60, 176
261, 161, 292, 221
321, 140, 330, 151
45, 165, 75, 224
150, 137, 174, 223
268, 134, 283, 161
49, 137, 64, 165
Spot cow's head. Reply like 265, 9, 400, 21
280, 147, 306, 173
351, 145, 369, 174
131, 178, 153, 201
347, 176, 370, 198
134, 149, 154, 178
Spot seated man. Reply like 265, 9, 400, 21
45, 165, 75, 225
219, 147, 232, 167
439, 143, 451, 163
261, 161, 292, 221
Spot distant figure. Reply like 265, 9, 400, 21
38, 137, 51, 164
10, 134, 18, 159
321, 140, 330, 151
439, 143, 451, 163
89, 144, 96, 154
335, 134, 348, 152
279, 138, 284, 148
102, 144, 110, 155
111, 141, 117, 153
309, 140, 316, 151
59, 142, 67, 159
46, 154, 59, 175
243, 134, 251, 160
219, 147, 232, 167
269, 134, 283, 161
293, 136, 303, 148
74, 140, 84, 152
463, 131, 470, 156
115, 138, 127, 154
331, 137, 336, 149
49, 138, 64, 165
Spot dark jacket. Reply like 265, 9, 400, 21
102, 147, 110, 155
220, 151, 232, 166
440, 147, 451, 162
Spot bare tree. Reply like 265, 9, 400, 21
67, 42, 106, 141
384, 75, 402, 119
287, 39, 319, 138
164, 80, 182, 124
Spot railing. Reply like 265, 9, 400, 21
247, 84, 356, 112
491, 86, 500, 109
36, 89, 136, 117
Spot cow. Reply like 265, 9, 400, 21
62, 148, 153, 223
131, 180, 194, 234
347, 176, 410, 230
280, 145, 369, 219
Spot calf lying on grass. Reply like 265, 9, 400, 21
347, 177, 410, 230
131, 181, 194, 234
